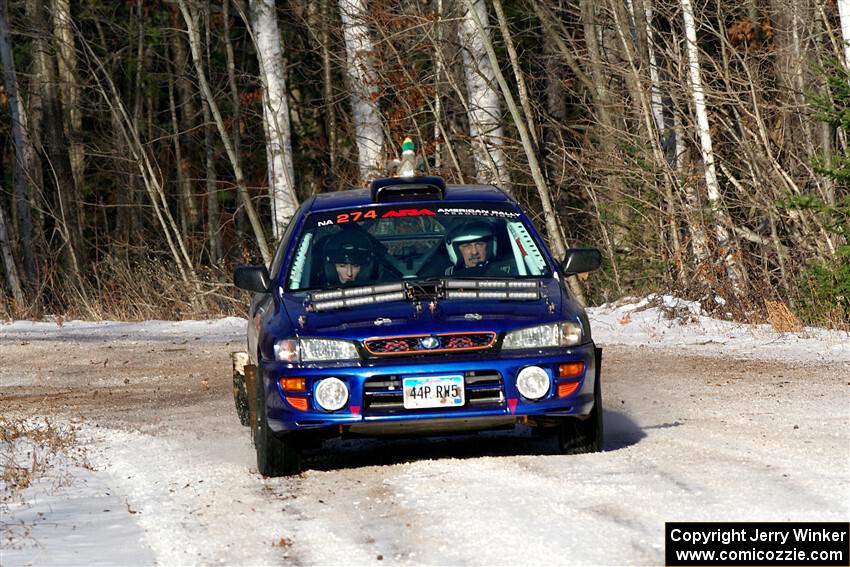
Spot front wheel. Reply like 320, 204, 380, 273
254, 365, 302, 476
557, 369, 603, 454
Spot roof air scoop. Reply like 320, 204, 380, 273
370, 176, 446, 202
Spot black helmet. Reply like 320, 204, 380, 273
445, 220, 496, 265
325, 230, 372, 265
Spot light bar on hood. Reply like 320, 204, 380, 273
443, 279, 541, 290
442, 279, 541, 301
307, 283, 407, 311
310, 283, 404, 302
445, 290, 540, 301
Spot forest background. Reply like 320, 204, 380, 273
0, 0, 848, 328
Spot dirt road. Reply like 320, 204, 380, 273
2, 327, 847, 565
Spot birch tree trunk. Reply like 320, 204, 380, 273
680, 0, 746, 294
0, 0, 37, 286
249, 0, 299, 239
839, 0, 850, 68
460, 0, 585, 304
644, 0, 665, 141
459, 0, 510, 189
339, 0, 385, 182
0, 192, 25, 305
52, 0, 84, 194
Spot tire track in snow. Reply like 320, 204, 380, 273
84, 426, 294, 565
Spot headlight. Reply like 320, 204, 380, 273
516, 366, 550, 400
300, 338, 359, 361
502, 322, 582, 350
275, 338, 359, 362
315, 377, 349, 411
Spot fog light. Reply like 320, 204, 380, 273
516, 366, 550, 400
314, 377, 349, 411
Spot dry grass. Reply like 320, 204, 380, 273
0, 417, 82, 494
2, 258, 246, 322
764, 299, 804, 333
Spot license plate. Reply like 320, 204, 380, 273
402, 375, 465, 410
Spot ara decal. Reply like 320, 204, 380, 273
381, 209, 436, 218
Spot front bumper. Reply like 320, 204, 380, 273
261, 343, 598, 435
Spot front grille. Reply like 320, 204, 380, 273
363, 332, 496, 356
362, 370, 504, 415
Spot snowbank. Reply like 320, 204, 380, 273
0, 317, 246, 343
588, 295, 849, 364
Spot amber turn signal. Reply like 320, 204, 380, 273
285, 396, 309, 411
558, 362, 585, 378
557, 382, 580, 398
279, 377, 306, 392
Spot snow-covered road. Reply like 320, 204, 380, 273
2, 299, 848, 565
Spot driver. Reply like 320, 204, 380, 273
324, 230, 376, 285
445, 220, 515, 276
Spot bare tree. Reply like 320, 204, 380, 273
52, 0, 84, 193
202, 2, 222, 263
339, 0, 385, 182
221, 0, 247, 241
681, 0, 746, 294
0, 0, 37, 287
177, 0, 272, 264
460, 0, 585, 303
169, 8, 201, 232
458, 0, 510, 189
839, 1, 850, 68
28, 0, 84, 283
249, 0, 299, 239
0, 190, 25, 305
321, 0, 339, 174
77, 28, 197, 285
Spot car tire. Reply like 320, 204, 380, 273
254, 365, 302, 477
557, 370, 603, 454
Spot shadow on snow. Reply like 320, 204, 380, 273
298, 409, 647, 473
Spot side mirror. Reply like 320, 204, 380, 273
234, 265, 271, 293
562, 248, 602, 275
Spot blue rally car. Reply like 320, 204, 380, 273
232, 176, 602, 476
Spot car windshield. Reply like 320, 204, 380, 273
285, 202, 552, 291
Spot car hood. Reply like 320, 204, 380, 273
280, 279, 572, 341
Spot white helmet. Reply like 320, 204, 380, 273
445, 220, 497, 265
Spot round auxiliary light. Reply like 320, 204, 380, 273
516, 366, 551, 400
314, 377, 349, 411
